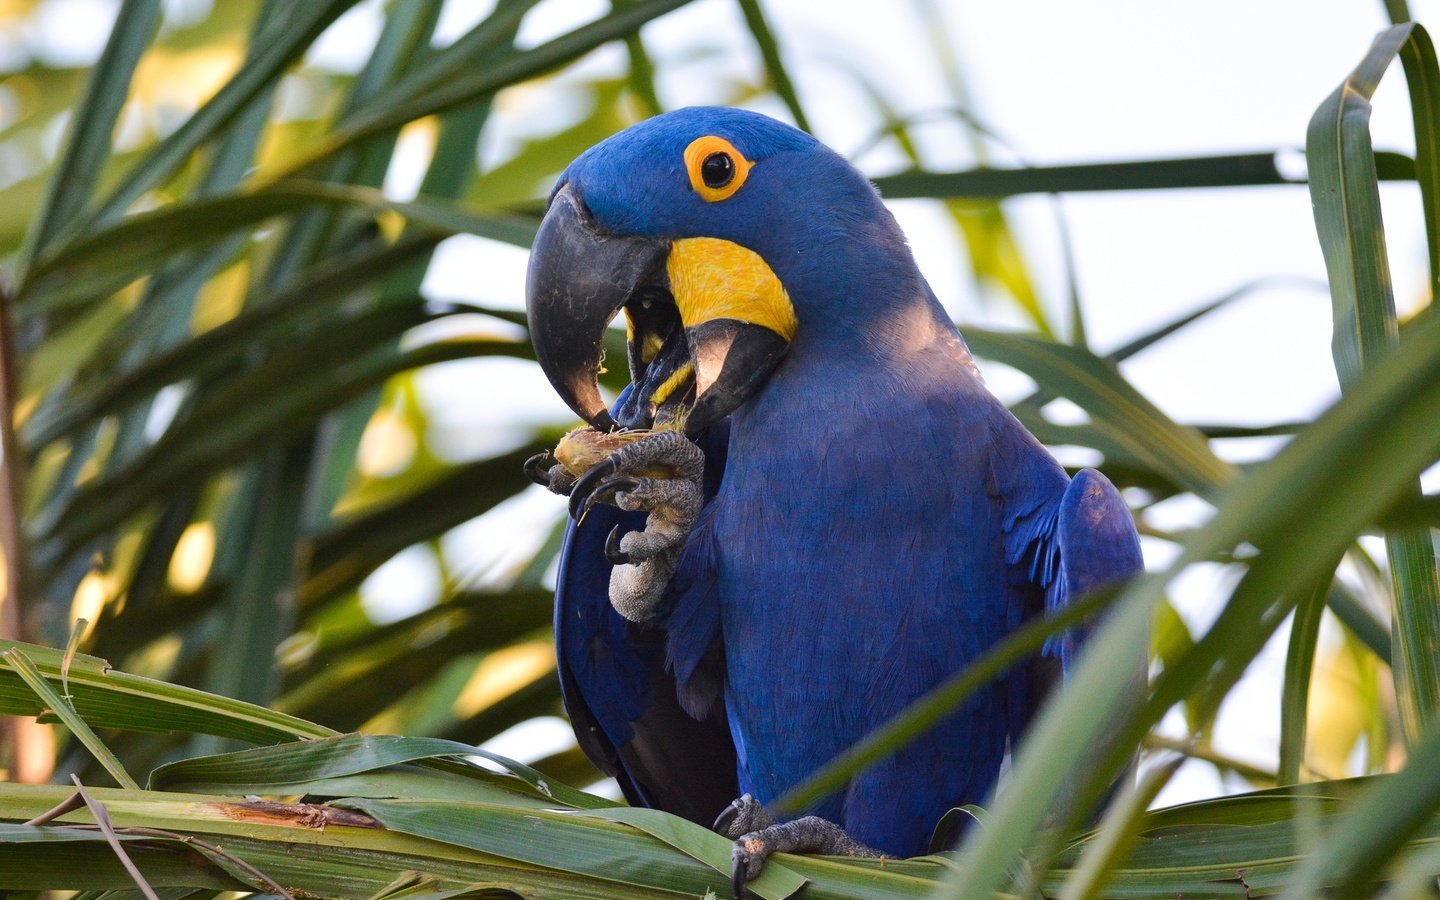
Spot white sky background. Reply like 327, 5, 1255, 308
45, 0, 1436, 806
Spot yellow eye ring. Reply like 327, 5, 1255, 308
684, 135, 753, 202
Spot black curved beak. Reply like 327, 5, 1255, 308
526, 184, 667, 431
527, 184, 792, 436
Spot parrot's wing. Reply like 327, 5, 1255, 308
553, 423, 738, 826
1044, 469, 1144, 664
1008, 465, 1143, 729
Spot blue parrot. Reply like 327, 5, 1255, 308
523, 107, 1142, 892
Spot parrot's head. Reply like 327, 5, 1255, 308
526, 106, 921, 435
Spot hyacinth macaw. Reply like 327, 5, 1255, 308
523, 106, 1142, 892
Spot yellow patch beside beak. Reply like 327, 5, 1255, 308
666, 237, 797, 341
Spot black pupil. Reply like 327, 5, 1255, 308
700, 151, 734, 189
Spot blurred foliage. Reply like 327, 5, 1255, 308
0, 0, 1430, 896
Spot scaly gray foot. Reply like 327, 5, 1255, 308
713, 794, 883, 899
566, 431, 704, 622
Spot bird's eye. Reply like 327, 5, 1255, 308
684, 135, 753, 202
700, 152, 734, 188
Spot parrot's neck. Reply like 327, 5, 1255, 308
733, 282, 985, 448
767, 196, 939, 348
742, 218, 988, 441
789, 282, 978, 384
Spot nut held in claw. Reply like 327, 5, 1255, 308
552, 427, 653, 479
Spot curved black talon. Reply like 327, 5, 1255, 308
731, 852, 752, 900
604, 524, 632, 566
568, 458, 618, 519
580, 476, 642, 520
596, 475, 641, 500
523, 452, 554, 488
714, 802, 739, 836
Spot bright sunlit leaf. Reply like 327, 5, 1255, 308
451, 639, 555, 720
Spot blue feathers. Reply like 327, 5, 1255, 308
663, 500, 725, 718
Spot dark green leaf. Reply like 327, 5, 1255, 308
734, 0, 810, 132
1306, 21, 1440, 744
77, 1, 359, 233
288, 0, 697, 172
18, 0, 161, 272
23, 183, 535, 310
1278, 577, 1331, 785
0, 639, 333, 744
872, 151, 1417, 200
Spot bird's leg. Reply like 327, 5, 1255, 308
524, 452, 577, 495
566, 431, 705, 622
714, 794, 884, 898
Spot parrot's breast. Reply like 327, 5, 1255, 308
709, 327, 1029, 852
